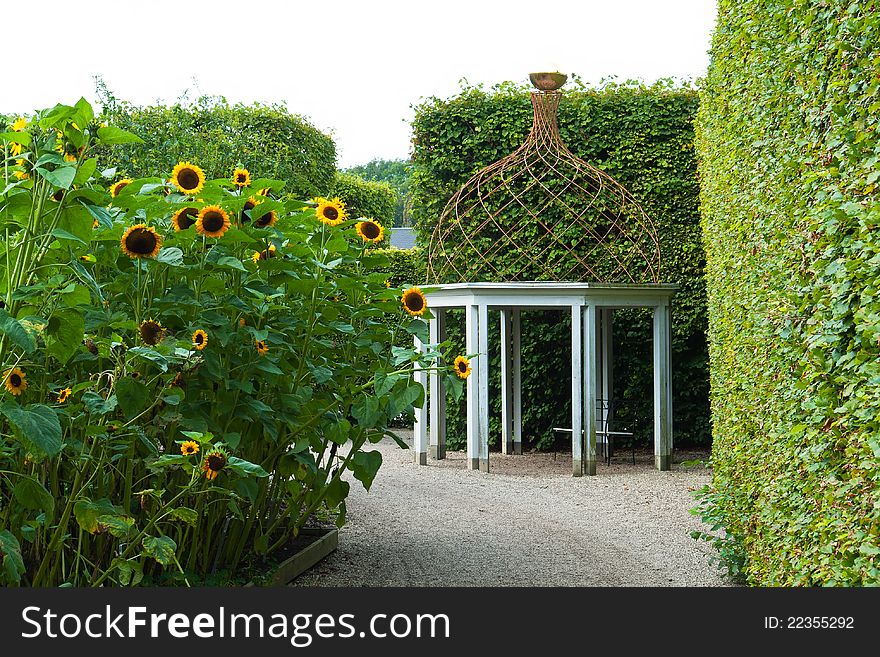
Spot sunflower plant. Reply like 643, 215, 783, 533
0, 99, 459, 586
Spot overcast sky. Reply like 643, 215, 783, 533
4, 0, 717, 168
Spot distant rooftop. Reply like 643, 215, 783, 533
390, 227, 417, 250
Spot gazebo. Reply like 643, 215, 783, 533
412, 72, 676, 476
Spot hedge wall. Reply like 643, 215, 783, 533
330, 172, 397, 238
94, 95, 336, 199
411, 80, 709, 450
696, 0, 880, 584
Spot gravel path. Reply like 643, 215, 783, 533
290, 431, 729, 587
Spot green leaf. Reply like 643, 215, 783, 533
169, 507, 199, 527
148, 454, 187, 470
127, 346, 169, 372
73, 157, 98, 185
45, 308, 85, 364
351, 395, 381, 428
216, 256, 247, 271
351, 450, 383, 491
51, 228, 88, 246
0, 403, 62, 458
155, 247, 184, 266
111, 558, 143, 587
37, 165, 76, 190
0, 530, 25, 584
0, 131, 31, 146
73, 498, 124, 534
323, 477, 350, 509
142, 536, 177, 566
226, 456, 269, 478
116, 377, 149, 419
97, 126, 144, 145
97, 514, 135, 538
0, 308, 36, 354
13, 476, 55, 523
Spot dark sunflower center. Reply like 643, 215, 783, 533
114, 181, 129, 194
126, 229, 157, 255
10, 373, 21, 386
53, 189, 64, 202
361, 222, 380, 239
457, 361, 467, 372
207, 454, 227, 471
236, 173, 246, 183
404, 292, 425, 312
255, 211, 275, 227
322, 206, 339, 221
257, 341, 266, 350
184, 445, 195, 454
195, 333, 205, 345
140, 322, 163, 345
178, 168, 200, 190
202, 211, 225, 232
177, 208, 197, 229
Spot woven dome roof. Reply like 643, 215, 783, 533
427, 75, 661, 284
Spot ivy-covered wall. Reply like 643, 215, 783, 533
330, 172, 397, 237
94, 96, 337, 199
696, 0, 880, 584
410, 80, 709, 449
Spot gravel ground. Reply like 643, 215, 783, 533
290, 431, 729, 587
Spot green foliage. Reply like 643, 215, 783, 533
696, 0, 880, 585
410, 79, 709, 449
92, 88, 336, 199
330, 172, 397, 239
345, 159, 413, 227
0, 100, 445, 586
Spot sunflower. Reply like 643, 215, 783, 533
170, 161, 206, 195
257, 187, 272, 197
401, 287, 427, 317
57, 387, 72, 403
196, 206, 231, 238
453, 356, 472, 380
139, 319, 165, 346
181, 440, 200, 456
239, 318, 246, 327
120, 224, 162, 259
251, 244, 277, 263
52, 189, 65, 203
202, 448, 228, 480
192, 329, 208, 350
316, 197, 346, 226
13, 159, 29, 180
231, 168, 251, 187
240, 196, 260, 224
255, 339, 269, 356
11, 117, 27, 131
110, 179, 132, 197
355, 218, 384, 243
63, 152, 77, 163
253, 209, 277, 228
10, 142, 22, 157
3, 367, 27, 396
171, 207, 198, 231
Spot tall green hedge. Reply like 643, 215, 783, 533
330, 172, 397, 234
94, 94, 336, 198
696, 0, 880, 584
411, 80, 709, 449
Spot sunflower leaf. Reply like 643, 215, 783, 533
73, 498, 124, 534
116, 377, 148, 419
97, 126, 144, 145
351, 450, 382, 491
155, 247, 184, 267
127, 347, 169, 372
13, 476, 55, 524
0, 403, 62, 458
227, 456, 269, 478
0, 530, 25, 585
142, 536, 177, 566
37, 165, 76, 190
0, 308, 36, 354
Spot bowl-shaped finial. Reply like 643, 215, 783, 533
529, 71, 567, 91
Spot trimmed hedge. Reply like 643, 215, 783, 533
94, 95, 336, 198
411, 80, 709, 449
330, 172, 397, 238
696, 0, 880, 584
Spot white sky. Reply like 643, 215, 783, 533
3, 0, 717, 169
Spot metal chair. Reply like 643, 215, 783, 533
597, 398, 635, 465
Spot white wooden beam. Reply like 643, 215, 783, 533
465, 304, 480, 470
653, 303, 673, 470
583, 303, 598, 475
512, 309, 522, 454
477, 302, 490, 472
571, 304, 584, 476
413, 334, 428, 465
501, 308, 514, 454
429, 311, 447, 460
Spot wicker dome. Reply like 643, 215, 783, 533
427, 76, 661, 284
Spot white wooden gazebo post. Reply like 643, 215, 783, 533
429, 311, 447, 460
653, 302, 673, 470
512, 309, 522, 454
465, 304, 479, 470
465, 303, 490, 472
413, 335, 428, 465
571, 303, 584, 476
582, 303, 598, 476
501, 308, 523, 455
477, 303, 490, 472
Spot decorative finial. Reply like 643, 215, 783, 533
529, 71, 567, 91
